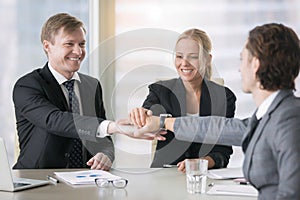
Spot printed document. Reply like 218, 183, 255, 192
54, 170, 122, 185
208, 167, 244, 179
207, 184, 258, 197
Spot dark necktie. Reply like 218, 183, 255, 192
63, 80, 83, 168
242, 114, 260, 152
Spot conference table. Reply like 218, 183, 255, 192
0, 168, 257, 200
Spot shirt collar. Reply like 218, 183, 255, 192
256, 90, 279, 120
48, 63, 81, 85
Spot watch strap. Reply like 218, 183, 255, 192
159, 114, 172, 130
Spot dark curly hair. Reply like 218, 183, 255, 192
246, 23, 300, 90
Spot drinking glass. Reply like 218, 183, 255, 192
185, 158, 208, 194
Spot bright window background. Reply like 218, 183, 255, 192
1, 0, 300, 168
111, 0, 300, 168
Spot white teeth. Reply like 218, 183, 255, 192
69, 57, 80, 61
182, 69, 192, 73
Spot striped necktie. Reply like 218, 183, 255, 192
63, 80, 84, 168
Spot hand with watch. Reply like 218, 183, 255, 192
133, 113, 173, 140
127, 113, 172, 140
118, 110, 172, 140
159, 114, 172, 131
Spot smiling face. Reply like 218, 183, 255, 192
43, 27, 86, 79
174, 38, 205, 83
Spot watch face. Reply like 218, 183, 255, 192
160, 114, 172, 130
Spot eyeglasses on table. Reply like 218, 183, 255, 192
95, 178, 128, 189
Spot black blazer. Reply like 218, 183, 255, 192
13, 64, 114, 169
143, 78, 236, 168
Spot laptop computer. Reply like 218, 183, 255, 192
0, 137, 50, 192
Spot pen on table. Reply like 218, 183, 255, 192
208, 182, 214, 187
233, 178, 250, 185
47, 175, 59, 183
239, 181, 250, 185
163, 164, 178, 168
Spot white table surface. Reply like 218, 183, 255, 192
0, 168, 257, 200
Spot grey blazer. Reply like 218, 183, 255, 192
173, 90, 300, 200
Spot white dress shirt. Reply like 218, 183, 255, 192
48, 63, 111, 137
256, 91, 279, 120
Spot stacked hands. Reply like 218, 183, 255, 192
116, 108, 188, 172
117, 108, 166, 141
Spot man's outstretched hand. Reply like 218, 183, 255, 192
116, 115, 166, 141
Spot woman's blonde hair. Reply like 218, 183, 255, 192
176, 28, 212, 79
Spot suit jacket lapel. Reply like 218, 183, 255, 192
77, 74, 90, 115
173, 78, 187, 116
174, 79, 212, 116
77, 73, 100, 116
39, 63, 69, 110
243, 114, 267, 178
243, 90, 293, 179
203, 79, 228, 116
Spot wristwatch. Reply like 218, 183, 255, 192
159, 114, 172, 131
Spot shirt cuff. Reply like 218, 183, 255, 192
96, 120, 112, 138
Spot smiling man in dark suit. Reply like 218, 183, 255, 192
12, 13, 116, 170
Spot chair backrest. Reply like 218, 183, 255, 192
211, 77, 224, 86
14, 132, 20, 164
